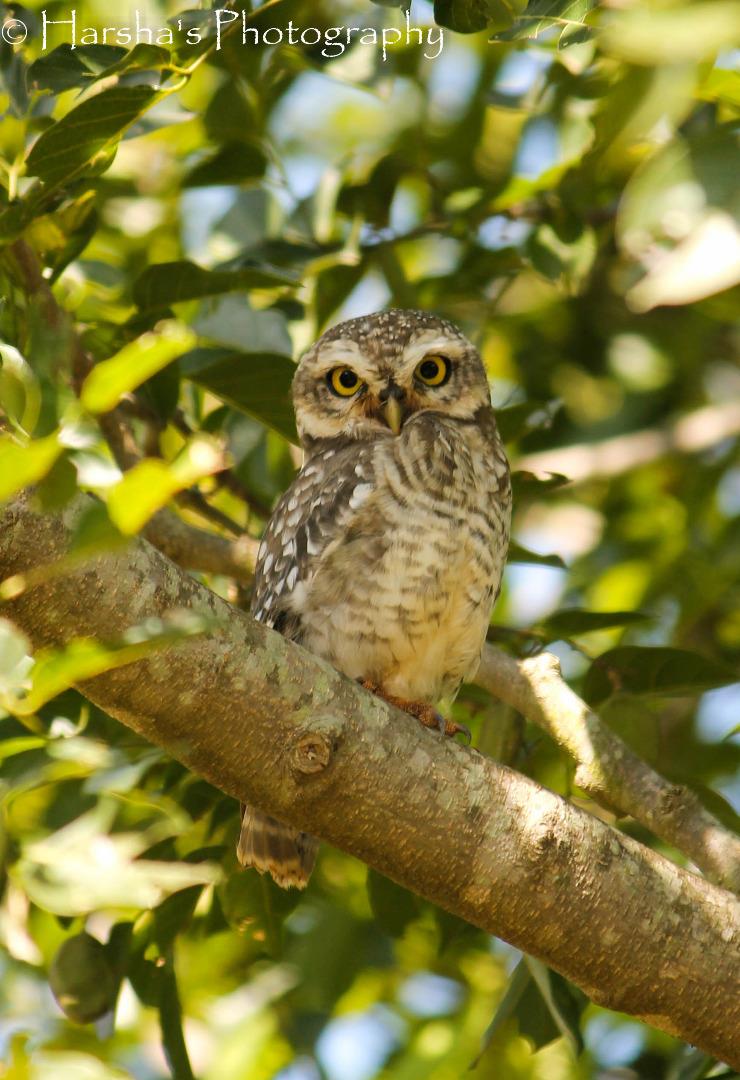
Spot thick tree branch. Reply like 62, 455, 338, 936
138, 505, 740, 893
476, 648, 740, 893
1, 492, 739, 1066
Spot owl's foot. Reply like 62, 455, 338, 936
360, 681, 471, 743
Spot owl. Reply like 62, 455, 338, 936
237, 309, 511, 888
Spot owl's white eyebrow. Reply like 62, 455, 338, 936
315, 339, 368, 369
402, 335, 465, 366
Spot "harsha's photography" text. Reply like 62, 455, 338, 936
38, 8, 445, 62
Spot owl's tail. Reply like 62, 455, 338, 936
237, 805, 318, 889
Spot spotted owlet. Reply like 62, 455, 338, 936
237, 309, 511, 887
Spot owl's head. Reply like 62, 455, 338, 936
292, 309, 491, 448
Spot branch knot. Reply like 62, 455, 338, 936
291, 730, 335, 776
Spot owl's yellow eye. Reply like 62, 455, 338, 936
328, 367, 363, 397
415, 355, 450, 387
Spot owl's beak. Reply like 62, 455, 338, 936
382, 396, 404, 435
379, 383, 405, 435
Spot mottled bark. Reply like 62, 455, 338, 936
1, 492, 739, 1066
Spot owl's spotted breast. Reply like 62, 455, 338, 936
257, 406, 510, 703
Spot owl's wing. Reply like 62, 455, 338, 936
250, 441, 376, 641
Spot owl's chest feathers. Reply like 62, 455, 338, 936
297, 412, 511, 702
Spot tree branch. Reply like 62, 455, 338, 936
1, 492, 739, 1066
142, 510, 257, 583
476, 647, 740, 893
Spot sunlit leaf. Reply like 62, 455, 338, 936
0, 343, 41, 436
105, 436, 225, 533
80, 321, 195, 414
0, 432, 62, 502
14, 805, 222, 915
2, 611, 215, 717
490, 0, 594, 43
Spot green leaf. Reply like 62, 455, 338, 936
49, 933, 118, 1024
28, 45, 96, 93
495, 399, 560, 443
105, 436, 224, 534
2, 611, 214, 717
0, 432, 62, 502
522, 957, 586, 1054
80, 321, 195, 414
620, 129, 740, 310
0, 342, 41, 436
219, 867, 300, 956
491, 0, 593, 43
0, 736, 46, 761
435, 0, 513, 34
92, 43, 172, 81
511, 470, 570, 499
540, 608, 650, 638
525, 222, 597, 292
159, 959, 196, 1080
508, 542, 566, 569
618, 130, 740, 259
183, 142, 267, 188
68, 501, 128, 558
698, 67, 740, 110
132, 259, 298, 312
0, 617, 32, 705
180, 347, 298, 443
471, 959, 530, 1067
27, 44, 127, 93
152, 886, 203, 954
367, 869, 419, 937
25, 84, 159, 188
583, 647, 738, 706
34, 453, 78, 512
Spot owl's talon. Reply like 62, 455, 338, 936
448, 720, 472, 743
358, 681, 470, 744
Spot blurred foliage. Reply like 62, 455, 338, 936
1, 0, 739, 1077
